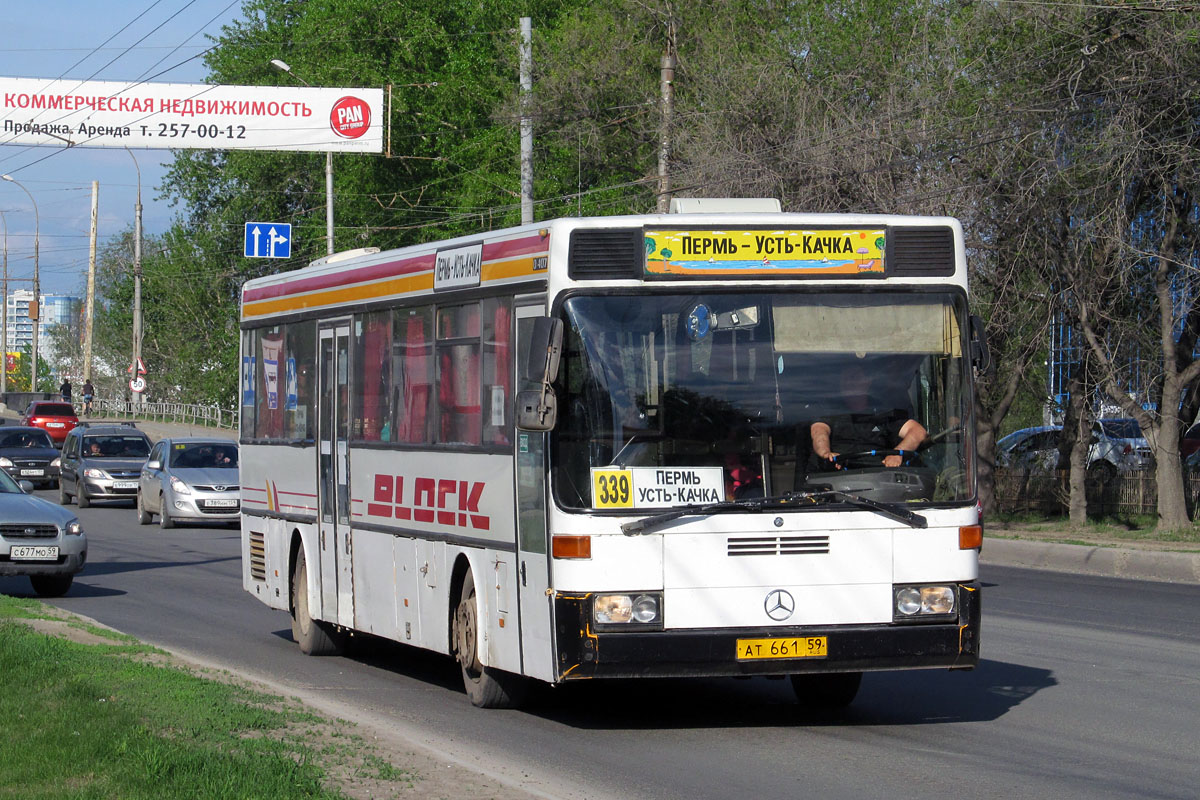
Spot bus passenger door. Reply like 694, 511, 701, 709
318, 323, 354, 628
515, 304, 555, 681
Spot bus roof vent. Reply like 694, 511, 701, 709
668, 198, 781, 214
889, 226, 955, 277
568, 228, 642, 280
310, 247, 381, 268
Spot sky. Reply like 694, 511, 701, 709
0, 0, 250, 297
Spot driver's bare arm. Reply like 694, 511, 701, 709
883, 419, 928, 467
810, 421, 838, 461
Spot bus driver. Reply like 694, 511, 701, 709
810, 362, 927, 469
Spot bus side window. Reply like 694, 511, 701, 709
437, 303, 482, 445
354, 311, 393, 442
482, 297, 513, 446
285, 320, 316, 442
393, 306, 435, 444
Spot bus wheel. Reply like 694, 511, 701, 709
790, 672, 862, 709
453, 569, 528, 709
290, 550, 343, 656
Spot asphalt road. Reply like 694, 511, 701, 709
5, 490, 1199, 800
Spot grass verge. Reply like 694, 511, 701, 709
989, 512, 1200, 548
0, 595, 412, 799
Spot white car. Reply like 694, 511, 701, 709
137, 438, 240, 529
997, 418, 1153, 481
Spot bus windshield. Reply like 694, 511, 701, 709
552, 291, 971, 511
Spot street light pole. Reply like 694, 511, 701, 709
125, 148, 143, 407
2, 175, 39, 394
270, 59, 334, 255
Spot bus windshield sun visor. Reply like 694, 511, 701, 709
620, 490, 927, 536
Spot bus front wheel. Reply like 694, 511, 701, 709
453, 569, 528, 709
290, 550, 344, 656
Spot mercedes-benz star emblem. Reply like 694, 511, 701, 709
764, 589, 795, 621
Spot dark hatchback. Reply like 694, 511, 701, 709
0, 426, 61, 488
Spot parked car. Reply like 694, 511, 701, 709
58, 424, 153, 508
20, 400, 79, 446
996, 418, 1153, 480
0, 468, 86, 597
1091, 418, 1154, 475
1180, 422, 1200, 460
137, 438, 240, 529
0, 426, 61, 488
996, 425, 1062, 472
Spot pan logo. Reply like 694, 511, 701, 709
329, 96, 371, 139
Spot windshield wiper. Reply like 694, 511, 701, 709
619, 489, 926, 535
817, 490, 927, 529
621, 492, 833, 536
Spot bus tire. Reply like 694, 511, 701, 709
453, 569, 528, 709
291, 550, 343, 656
790, 672, 862, 709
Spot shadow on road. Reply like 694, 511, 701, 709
517, 657, 1054, 728
273, 627, 1054, 728
69, 556, 241, 578
0, 576, 125, 598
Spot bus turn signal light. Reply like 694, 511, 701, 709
959, 525, 982, 550
552, 535, 592, 559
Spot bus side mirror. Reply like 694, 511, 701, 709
523, 317, 563, 384
970, 315, 992, 374
516, 388, 558, 431
517, 317, 564, 431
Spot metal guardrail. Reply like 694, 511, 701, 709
90, 398, 238, 430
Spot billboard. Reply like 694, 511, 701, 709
0, 77, 383, 153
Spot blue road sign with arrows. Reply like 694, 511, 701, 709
244, 222, 292, 259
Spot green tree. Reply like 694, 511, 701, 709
8, 343, 55, 393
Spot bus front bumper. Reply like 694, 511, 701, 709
553, 582, 980, 681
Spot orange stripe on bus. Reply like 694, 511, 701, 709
243, 273, 434, 319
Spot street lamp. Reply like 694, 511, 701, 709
270, 59, 335, 255
1, 175, 39, 394
125, 147, 144, 407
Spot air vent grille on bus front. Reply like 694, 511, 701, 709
727, 535, 830, 556
568, 228, 642, 280
249, 530, 266, 581
889, 226, 956, 277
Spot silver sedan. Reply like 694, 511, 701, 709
0, 469, 86, 596
137, 438, 239, 529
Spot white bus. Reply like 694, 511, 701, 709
239, 199, 987, 709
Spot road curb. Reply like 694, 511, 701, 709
981, 537, 1200, 584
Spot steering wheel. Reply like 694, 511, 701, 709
826, 449, 920, 470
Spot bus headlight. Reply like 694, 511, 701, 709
893, 585, 956, 621
594, 592, 663, 629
